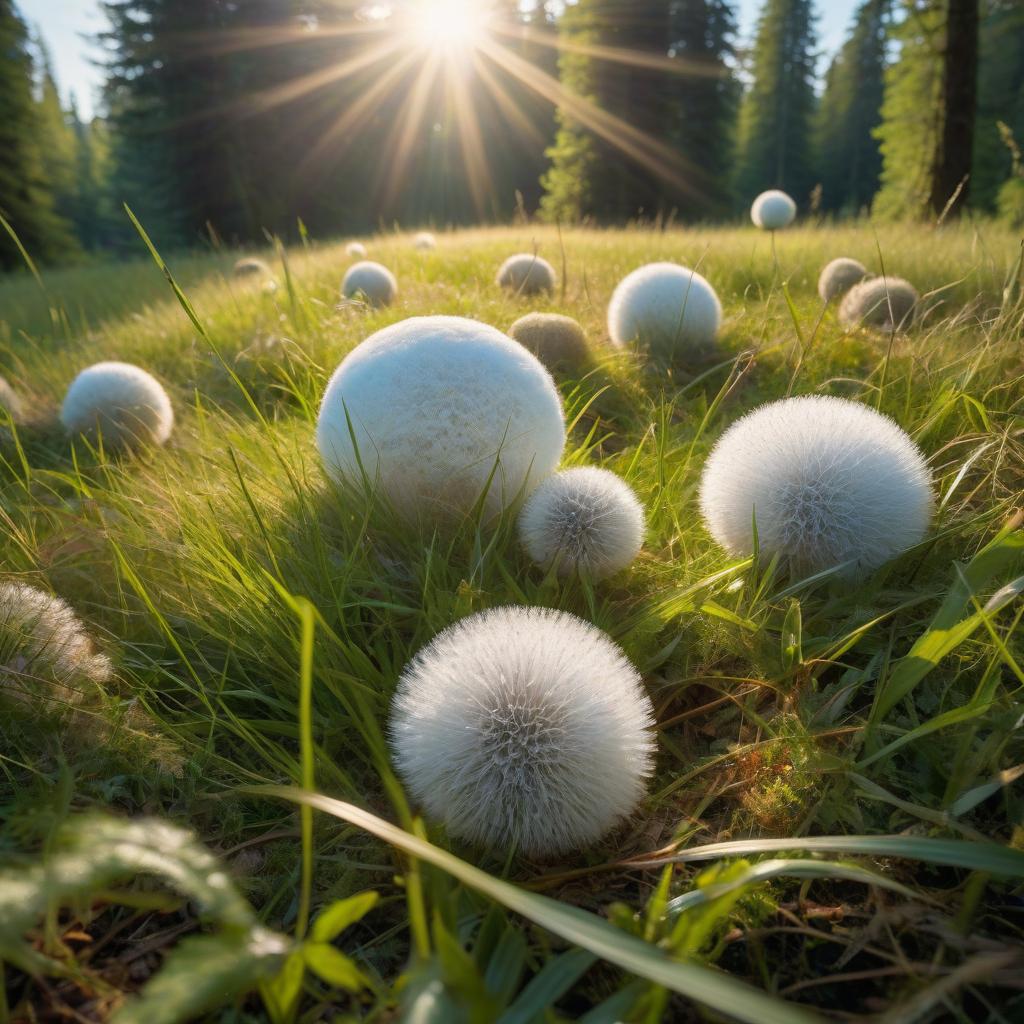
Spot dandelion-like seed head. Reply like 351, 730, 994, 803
818, 257, 868, 302
346, 241, 367, 259
839, 276, 919, 332
699, 395, 932, 578
341, 260, 398, 308
497, 253, 556, 296
751, 190, 797, 230
390, 606, 655, 857
413, 231, 437, 251
508, 313, 589, 372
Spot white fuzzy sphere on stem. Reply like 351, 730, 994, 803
316, 316, 565, 521
607, 262, 722, 354
390, 606, 656, 856
61, 362, 174, 448
818, 258, 868, 302
699, 395, 932, 578
341, 261, 398, 308
519, 467, 644, 579
413, 231, 437, 251
839, 276, 919, 332
751, 190, 797, 230
346, 241, 367, 258
497, 253, 556, 296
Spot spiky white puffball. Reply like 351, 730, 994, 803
233, 257, 272, 279
316, 316, 565, 520
0, 582, 112, 706
390, 606, 656, 856
61, 362, 174, 448
699, 395, 932, 578
509, 313, 589, 371
497, 253, 556, 296
751, 189, 797, 230
607, 262, 722, 355
818, 258, 868, 302
0, 376, 23, 422
519, 468, 644, 579
341, 260, 398, 308
839, 276, 919, 332
346, 241, 367, 258
413, 231, 437, 251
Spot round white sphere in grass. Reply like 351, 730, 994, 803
346, 241, 367, 258
390, 606, 656, 856
699, 395, 932, 579
751, 189, 797, 230
519, 467, 644, 580
316, 316, 565, 520
839, 276, 919, 332
497, 253, 556, 296
818, 257, 868, 302
61, 362, 174, 449
608, 262, 722, 355
509, 313, 589, 372
0, 375, 23, 422
233, 257, 271, 279
413, 231, 436, 251
341, 260, 397, 308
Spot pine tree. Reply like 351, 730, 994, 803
733, 0, 817, 210
34, 40, 80, 235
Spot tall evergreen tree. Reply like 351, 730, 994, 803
733, 0, 817, 210
34, 40, 80, 236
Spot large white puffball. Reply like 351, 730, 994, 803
818, 258, 868, 302
608, 262, 722, 354
751, 190, 797, 230
519, 467, 644, 579
390, 606, 656, 856
699, 395, 932, 579
497, 253, 556, 296
342, 261, 397, 308
839, 276, 919, 332
413, 231, 437, 251
316, 316, 566, 520
61, 362, 174, 448
346, 241, 367, 258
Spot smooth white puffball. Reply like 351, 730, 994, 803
316, 316, 565, 520
233, 257, 272, 279
519, 467, 644, 579
839, 276, 919, 332
608, 262, 722, 354
509, 313, 589, 371
61, 362, 174, 448
699, 395, 932, 578
390, 606, 656, 856
346, 241, 367, 258
341, 261, 398, 308
413, 231, 436, 251
818, 258, 868, 302
0, 376, 23, 422
751, 190, 797, 230
497, 253, 556, 296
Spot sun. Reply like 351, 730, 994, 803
403, 0, 492, 56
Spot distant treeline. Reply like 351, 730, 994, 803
1, 0, 1022, 269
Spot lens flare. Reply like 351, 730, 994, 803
404, 0, 491, 56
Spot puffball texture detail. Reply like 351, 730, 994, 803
699, 395, 932, 578
839, 276, 919, 331
389, 606, 656, 856
497, 253, 556, 296
61, 362, 174, 448
818, 257, 868, 302
519, 467, 644, 579
509, 313, 589, 371
608, 262, 722, 354
751, 189, 797, 230
316, 316, 565, 520
413, 231, 436, 251
342, 260, 398, 308
346, 241, 367, 258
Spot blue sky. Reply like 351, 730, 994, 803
21, 0, 860, 122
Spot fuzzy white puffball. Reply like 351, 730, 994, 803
818, 258, 868, 302
390, 606, 655, 856
699, 395, 932, 578
413, 231, 437, 251
509, 313, 589, 371
61, 362, 174, 448
317, 316, 565, 520
0, 582, 112, 706
519, 468, 644, 579
497, 253, 556, 296
341, 260, 398, 308
0, 376, 23, 422
608, 262, 722, 355
751, 190, 797, 230
839, 276, 919, 332
233, 257, 272, 279
346, 241, 367, 258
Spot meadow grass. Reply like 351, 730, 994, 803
0, 221, 1022, 1021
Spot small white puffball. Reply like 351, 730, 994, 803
497, 253, 557, 296
390, 606, 656, 856
0, 582, 112, 706
608, 262, 722, 355
509, 313, 589, 371
346, 241, 367, 258
316, 315, 565, 520
839, 276, 919, 332
0, 375, 23, 422
413, 231, 436, 251
751, 190, 797, 230
699, 395, 932, 578
341, 260, 398, 308
818, 258, 868, 302
233, 257, 272, 279
61, 362, 174, 448
519, 467, 644, 579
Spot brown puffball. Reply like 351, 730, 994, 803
509, 313, 589, 372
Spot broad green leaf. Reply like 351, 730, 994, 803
483, 926, 527, 1005
311, 891, 379, 943
302, 942, 366, 990
497, 949, 597, 1024
949, 763, 1024, 818
259, 950, 305, 1024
